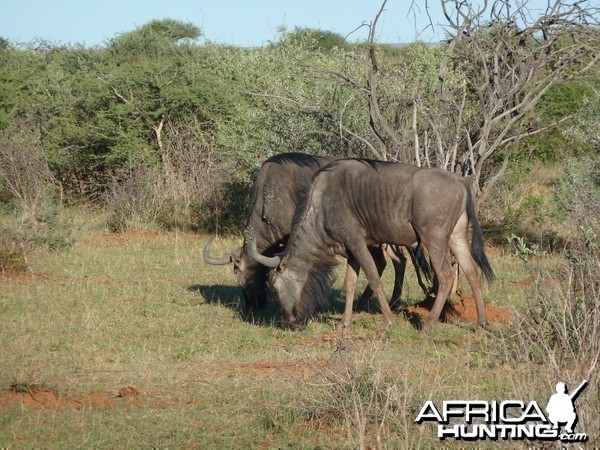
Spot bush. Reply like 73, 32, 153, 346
488, 157, 599, 441
0, 198, 75, 274
105, 126, 253, 233
297, 339, 409, 448
480, 162, 565, 249
0, 126, 74, 273
493, 231, 599, 441
0, 231, 27, 275
556, 156, 600, 236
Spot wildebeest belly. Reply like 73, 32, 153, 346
365, 219, 417, 247
322, 192, 417, 249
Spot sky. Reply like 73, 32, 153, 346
1, 0, 449, 48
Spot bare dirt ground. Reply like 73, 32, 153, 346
0, 385, 149, 411
409, 294, 513, 324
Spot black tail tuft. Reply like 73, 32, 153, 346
413, 242, 433, 283
466, 190, 495, 283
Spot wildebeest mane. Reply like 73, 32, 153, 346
318, 157, 386, 173
265, 152, 327, 169
289, 157, 384, 232
285, 157, 384, 260
243, 168, 262, 230
276, 162, 338, 325
245, 153, 323, 232
290, 184, 311, 230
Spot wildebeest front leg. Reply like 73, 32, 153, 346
408, 245, 432, 298
347, 243, 395, 329
340, 257, 361, 330
355, 246, 387, 312
385, 245, 408, 310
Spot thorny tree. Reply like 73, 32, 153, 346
334, 0, 599, 204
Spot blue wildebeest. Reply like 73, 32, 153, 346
203, 153, 430, 314
253, 158, 494, 331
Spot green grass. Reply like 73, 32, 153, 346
0, 231, 580, 448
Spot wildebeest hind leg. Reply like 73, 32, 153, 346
422, 246, 454, 332
449, 222, 487, 328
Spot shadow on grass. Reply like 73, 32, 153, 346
347, 294, 426, 330
400, 308, 424, 330
186, 284, 280, 326
187, 284, 426, 330
187, 284, 348, 327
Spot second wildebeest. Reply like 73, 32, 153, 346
203, 153, 336, 311
203, 153, 428, 314
255, 158, 494, 331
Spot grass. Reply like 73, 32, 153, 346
0, 230, 593, 448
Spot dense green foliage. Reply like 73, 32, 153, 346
0, 18, 597, 246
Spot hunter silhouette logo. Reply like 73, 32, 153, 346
415, 379, 589, 442
546, 380, 587, 435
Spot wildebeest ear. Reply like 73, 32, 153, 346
231, 247, 243, 264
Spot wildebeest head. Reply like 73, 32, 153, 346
269, 270, 301, 328
250, 237, 336, 329
203, 238, 269, 311
247, 238, 300, 328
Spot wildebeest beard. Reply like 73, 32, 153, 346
269, 259, 338, 328
239, 258, 270, 310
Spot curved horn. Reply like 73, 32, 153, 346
203, 237, 236, 265
250, 237, 281, 268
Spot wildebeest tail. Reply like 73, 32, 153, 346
466, 190, 495, 283
413, 242, 433, 283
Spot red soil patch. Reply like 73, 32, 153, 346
302, 331, 378, 347
0, 273, 51, 283
409, 295, 512, 324
0, 385, 156, 411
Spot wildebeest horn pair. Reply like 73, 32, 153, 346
203, 237, 238, 265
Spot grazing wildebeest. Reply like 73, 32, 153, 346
254, 158, 494, 331
203, 153, 427, 314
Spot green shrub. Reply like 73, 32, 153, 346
0, 232, 27, 275
488, 156, 600, 441
0, 126, 75, 272
556, 156, 600, 233
104, 126, 253, 233
2, 199, 75, 250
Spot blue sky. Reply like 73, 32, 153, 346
1, 0, 449, 47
